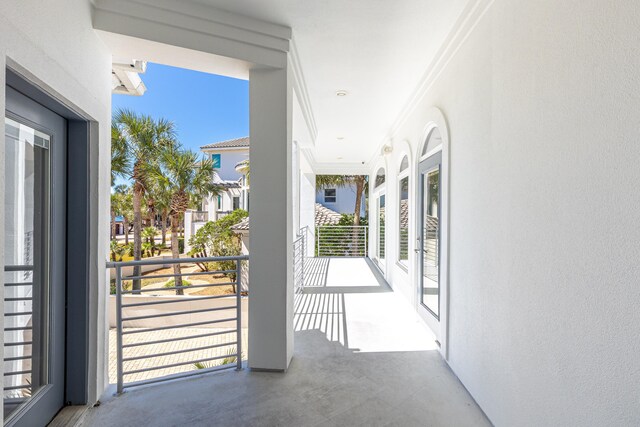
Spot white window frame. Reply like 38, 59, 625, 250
415, 107, 450, 359
372, 166, 387, 273
324, 188, 337, 204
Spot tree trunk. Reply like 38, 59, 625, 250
111, 209, 116, 240
161, 213, 168, 246
353, 176, 365, 226
124, 217, 129, 245
170, 214, 184, 295
132, 183, 143, 293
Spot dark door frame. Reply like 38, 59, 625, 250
6, 67, 96, 410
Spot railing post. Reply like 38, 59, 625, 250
115, 265, 124, 394
316, 227, 320, 257
235, 259, 243, 371
365, 226, 368, 257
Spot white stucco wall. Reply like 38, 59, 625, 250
316, 184, 365, 217
376, 1, 640, 425
203, 148, 248, 181
0, 0, 112, 406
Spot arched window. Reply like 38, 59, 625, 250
421, 127, 442, 158
398, 155, 409, 267
399, 155, 409, 173
374, 167, 386, 188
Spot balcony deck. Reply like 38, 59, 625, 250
82, 257, 490, 426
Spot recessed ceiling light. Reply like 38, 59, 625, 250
337, 136, 344, 140
337, 156, 343, 160
336, 90, 348, 97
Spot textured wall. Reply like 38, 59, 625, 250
0, 0, 112, 405
380, 1, 640, 425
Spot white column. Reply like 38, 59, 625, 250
300, 172, 316, 257
248, 64, 294, 370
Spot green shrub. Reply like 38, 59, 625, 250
164, 278, 192, 288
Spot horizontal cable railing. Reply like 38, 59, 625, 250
316, 226, 368, 257
106, 255, 248, 394
3, 265, 35, 401
293, 227, 307, 295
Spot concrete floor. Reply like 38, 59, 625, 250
81, 258, 490, 427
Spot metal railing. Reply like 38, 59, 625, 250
3, 265, 35, 403
316, 226, 368, 257
107, 255, 248, 393
293, 227, 307, 295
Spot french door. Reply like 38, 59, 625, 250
4, 86, 67, 426
418, 152, 441, 334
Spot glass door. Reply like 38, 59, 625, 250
418, 152, 441, 321
4, 87, 66, 427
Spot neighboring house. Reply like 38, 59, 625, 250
316, 185, 365, 217
200, 136, 250, 220
114, 215, 125, 235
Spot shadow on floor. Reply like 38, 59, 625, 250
81, 257, 491, 427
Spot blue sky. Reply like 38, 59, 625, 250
112, 62, 249, 154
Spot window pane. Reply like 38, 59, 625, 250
4, 118, 51, 419
422, 127, 442, 157
399, 155, 409, 172
324, 189, 336, 203
421, 167, 440, 316
375, 168, 385, 188
398, 177, 409, 264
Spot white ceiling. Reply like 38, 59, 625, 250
194, 0, 469, 165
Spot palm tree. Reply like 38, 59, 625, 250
316, 175, 367, 225
153, 147, 220, 295
112, 109, 176, 292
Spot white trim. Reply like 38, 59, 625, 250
93, 0, 291, 71
289, 40, 318, 146
415, 107, 450, 360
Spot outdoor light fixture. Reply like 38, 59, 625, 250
336, 90, 348, 96
381, 144, 393, 155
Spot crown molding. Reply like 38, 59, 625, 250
367, 0, 496, 168
290, 39, 318, 146
93, 0, 291, 69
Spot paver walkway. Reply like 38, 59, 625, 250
109, 327, 248, 385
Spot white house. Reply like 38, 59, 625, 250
315, 184, 366, 218
2, 1, 640, 426
200, 136, 250, 219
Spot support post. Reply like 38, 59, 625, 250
248, 64, 294, 371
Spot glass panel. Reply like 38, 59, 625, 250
399, 155, 409, 172
324, 188, 336, 203
421, 166, 440, 316
4, 118, 50, 420
422, 127, 442, 157
374, 168, 385, 188
378, 195, 386, 260
398, 177, 409, 265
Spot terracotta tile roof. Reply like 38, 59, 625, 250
201, 136, 249, 150
315, 203, 341, 226
230, 216, 250, 231
231, 204, 342, 233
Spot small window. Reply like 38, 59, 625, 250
421, 127, 442, 157
212, 153, 221, 168
324, 189, 337, 203
374, 167, 386, 188
232, 196, 240, 210
399, 155, 409, 172
216, 195, 222, 210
